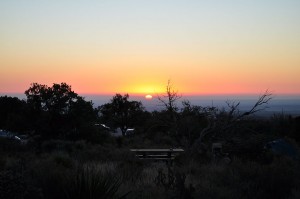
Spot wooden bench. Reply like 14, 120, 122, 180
130, 148, 184, 162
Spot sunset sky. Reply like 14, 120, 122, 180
1, 0, 299, 95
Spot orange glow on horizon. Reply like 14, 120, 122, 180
1, 1, 300, 96
145, 94, 153, 99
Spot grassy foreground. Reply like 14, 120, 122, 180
0, 135, 299, 199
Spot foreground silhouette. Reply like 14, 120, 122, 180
0, 82, 299, 198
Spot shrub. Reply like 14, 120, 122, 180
29, 153, 74, 199
0, 169, 42, 199
64, 164, 127, 199
189, 157, 300, 199
0, 137, 24, 152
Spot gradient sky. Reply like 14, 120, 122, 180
1, 0, 300, 95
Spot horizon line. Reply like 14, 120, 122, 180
1, 92, 300, 97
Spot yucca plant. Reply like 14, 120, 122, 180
64, 164, 128, 199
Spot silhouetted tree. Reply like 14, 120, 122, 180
24, 83, 48, 114
191, 90, 273, 158
157, 80, 181, 114
25, 83, 78, 114
25, 82, 96, 138
198, 90, 273, 142
98, 94, 145, 136
178, 100, 210, 147
155, 80, 182, 138
0, 96, 29, 131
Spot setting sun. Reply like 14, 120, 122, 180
145, 95, 153, 100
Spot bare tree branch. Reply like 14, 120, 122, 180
197, 90, 273, 143
238, 89, 272, 119
157, 80, 182, 113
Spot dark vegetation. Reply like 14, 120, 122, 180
0, 82, 300, 199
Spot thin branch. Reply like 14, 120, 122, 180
239, 90, 272, 118
157, 80, 181, 112
197, 89, 273, 143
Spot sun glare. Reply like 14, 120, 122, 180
125, 84, 165, 95
145, 95, 153, 100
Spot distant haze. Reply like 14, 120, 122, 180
1, 92, 299, 117
86, 94, 300, 117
